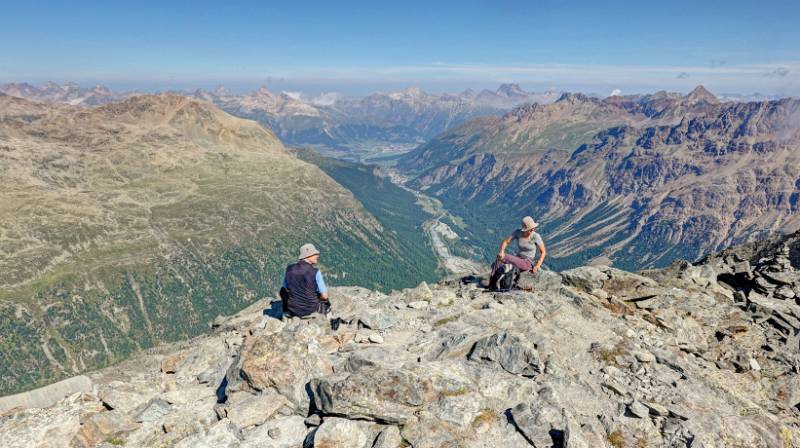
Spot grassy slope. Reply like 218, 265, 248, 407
293, 148, 440, 285
0, 95, 438, 394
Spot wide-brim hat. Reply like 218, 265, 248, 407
298, 243, 320, 260
521, 216, 539, 231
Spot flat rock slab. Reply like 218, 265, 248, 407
0, 375, 92, 413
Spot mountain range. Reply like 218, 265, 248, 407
0, 93, 438, 394
399, 86, 800, 270
0, 82, 561, 161
3, 81, 800, 396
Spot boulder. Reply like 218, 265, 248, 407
403, 282, 434, 302
71, 410, 139, 448
429, 393, 481, 428
357, 310, 398, 331
467, 332, 541, 377
408, 300, 430, 309
627, 400, 649, 418
310, 368, 437, 424
134, 398, 173, 423
372, 425, 403, 448
239, 416, 308, 448
237, 322, 333, 412
97, 381, 158, 414
223, 391, 288, 429
400, 415, 462, 448
510, 400, 566, 447
518, 269, 563, 292
560, 266, 608, 292
174, 419, 243, 448
312, 417, 376, 448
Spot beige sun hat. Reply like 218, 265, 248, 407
298, 243, 320, 260
521, 216, 539, 231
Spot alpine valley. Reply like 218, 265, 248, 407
399, 86, 800, 270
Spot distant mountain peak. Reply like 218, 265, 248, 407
686, 85, 719, 104
255, 85, 274, 96
496, 83, 526, 97
213, 85, 231, 96
555, 92, 591, 104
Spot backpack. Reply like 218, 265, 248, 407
489, 263, 520, 291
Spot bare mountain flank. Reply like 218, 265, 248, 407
400, 87, 800, 270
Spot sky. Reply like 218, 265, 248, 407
1, 0, 799, 96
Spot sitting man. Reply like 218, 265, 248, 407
280, 243, 330, 318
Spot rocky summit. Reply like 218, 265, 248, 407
2, 233, 799, 447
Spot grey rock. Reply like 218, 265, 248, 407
408, 300, 430, 309
368, 333, 385, 344
236, 323, 332, 412
775, 285, 796, 299
509, 399, 566, 447
467, 332, 541, 377
134, 398, 173, 423
304, 414, 322, 427
761, 271, 796, 286
358, 311, 398, 331
429, 394, 481, 428
72, 409, 140, 448
400, 415, 462, 448
642, 400, 669, 416
403, 282, 434, 302
310, 369, 433, 424
627, 400, 649, 418
561, 266, 608, 291
312, 417, 370, 448
174, 419, 243, 448
224, 391, 287, 429
372, 425, 402, 448
240, 416, 308, 448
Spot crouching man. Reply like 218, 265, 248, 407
280, 243, 330, 318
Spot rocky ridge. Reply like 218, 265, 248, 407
3, 234, 800, 447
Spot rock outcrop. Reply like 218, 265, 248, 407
2, 236, 800, 447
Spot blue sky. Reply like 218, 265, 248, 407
1, 0, 798, 95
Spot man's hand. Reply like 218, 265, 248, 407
496, 252, 505, 261
531, 265, 539, 274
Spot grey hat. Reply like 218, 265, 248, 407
298, 243, 320, 260
521, 216, 539, 231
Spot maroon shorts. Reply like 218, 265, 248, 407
491, 254, 532, 276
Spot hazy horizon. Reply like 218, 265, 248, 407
2, 1, 799, 97
2, 78, 796, 101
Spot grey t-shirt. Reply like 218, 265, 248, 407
511, 229, 544, 261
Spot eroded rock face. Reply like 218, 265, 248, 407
237, 319, 333, 412
310, 368, 436, 424
3, 237, 800, 448
467, 332, 541, 377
